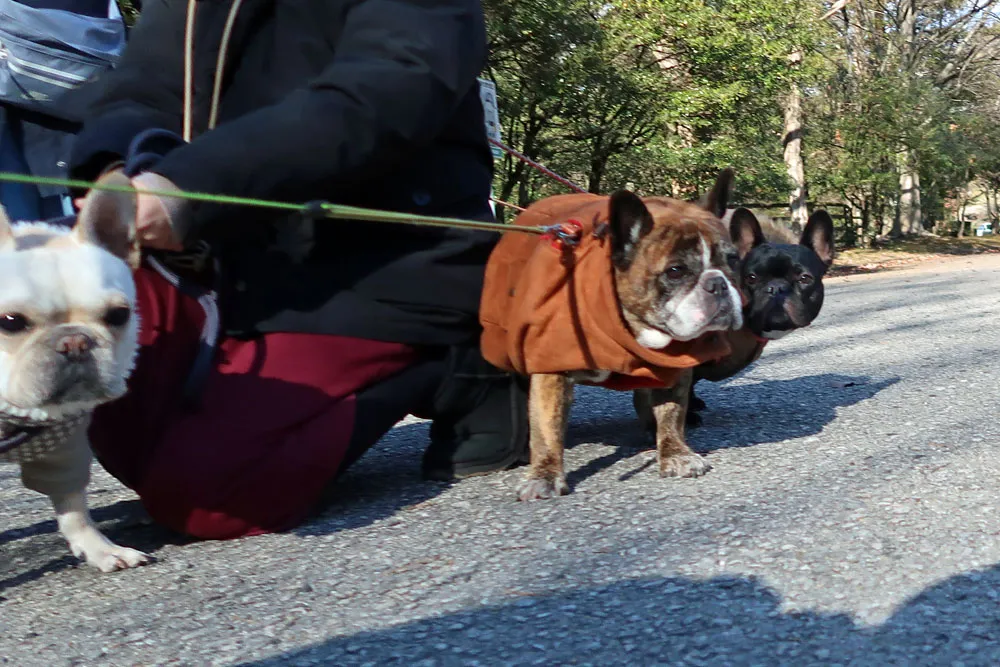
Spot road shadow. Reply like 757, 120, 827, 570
0, 498, 169, 546
0, 372, 896, 588
238, 562, 1000, 665
0, 419, 446, 590
564, 373, 897, 457
0, 498, 189, 597
294, 419, 451, 537
692, 373, 899, 450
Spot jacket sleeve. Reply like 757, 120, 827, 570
152, 0, 488, 241
68, 0, 187, 183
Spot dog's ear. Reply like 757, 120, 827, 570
801, 209, 835, 268
0, 204, 15, 252
700, 168, 735, 218
729, 208, 764, 259
608, 190, 654, 270
73, 171, 141, 269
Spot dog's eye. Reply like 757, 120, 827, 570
745, 273, 759, 286
664, 266, 687, 280
798, 274, 814, 286
103, 306, 131, 328
0, 313, 30, 334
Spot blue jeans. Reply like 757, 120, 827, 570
0, 117, 44, 221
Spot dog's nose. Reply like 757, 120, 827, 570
703, 275, 729, 295
766, 280, 790, 296
56, 333, 95, 360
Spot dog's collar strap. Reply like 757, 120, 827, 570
0, 413, 87, 463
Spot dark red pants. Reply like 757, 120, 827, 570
89, 266, 432, 540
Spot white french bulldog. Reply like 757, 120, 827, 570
0, 171, 148, 572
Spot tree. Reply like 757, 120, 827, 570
484, 0, 824, 210
483, 0, 599, 213
822, 0, 1000, 236
784, 49, 810, 229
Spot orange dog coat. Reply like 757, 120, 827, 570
479, 193, 734, 391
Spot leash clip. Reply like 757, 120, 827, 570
542, 219, 583, 250
301, 200, 332, 220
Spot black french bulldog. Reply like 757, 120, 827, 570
688, 208, 836, 424
732, 208, 835, 339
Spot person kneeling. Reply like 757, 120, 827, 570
68, 0, 526, 540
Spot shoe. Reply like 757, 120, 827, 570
420, 344, 529, 481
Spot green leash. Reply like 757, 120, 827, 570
0, 172, 549, 236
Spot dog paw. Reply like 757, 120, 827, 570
517, 475, 570, 501
659, 453, 711, 479
69, 533, 152, 572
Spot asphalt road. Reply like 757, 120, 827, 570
4, 254, 1000, 666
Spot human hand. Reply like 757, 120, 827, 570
131, 172, 185, 251
75, 171, 185, 251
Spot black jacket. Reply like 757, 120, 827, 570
70, 0, 498, 346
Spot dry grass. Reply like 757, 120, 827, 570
829, 235, 1000, 277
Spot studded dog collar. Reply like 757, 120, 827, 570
0, 411, 88, 464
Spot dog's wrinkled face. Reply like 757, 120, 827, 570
0, 175, 139, 419
610, 170, 743, 350
730, 208, 835, 339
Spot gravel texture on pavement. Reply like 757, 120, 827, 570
3, 254, 1000, 666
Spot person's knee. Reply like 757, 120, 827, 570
136, 405, 357, 540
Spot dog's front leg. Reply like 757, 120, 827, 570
517, 373, 573, 501
21, 424, 151, 572
52, 491, 150, 572
648, 370, 711, 478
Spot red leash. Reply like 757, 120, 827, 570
490, 197, 526, 212
489, 138, 588, 194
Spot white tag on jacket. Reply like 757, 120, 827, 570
478, 78, 502, 160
